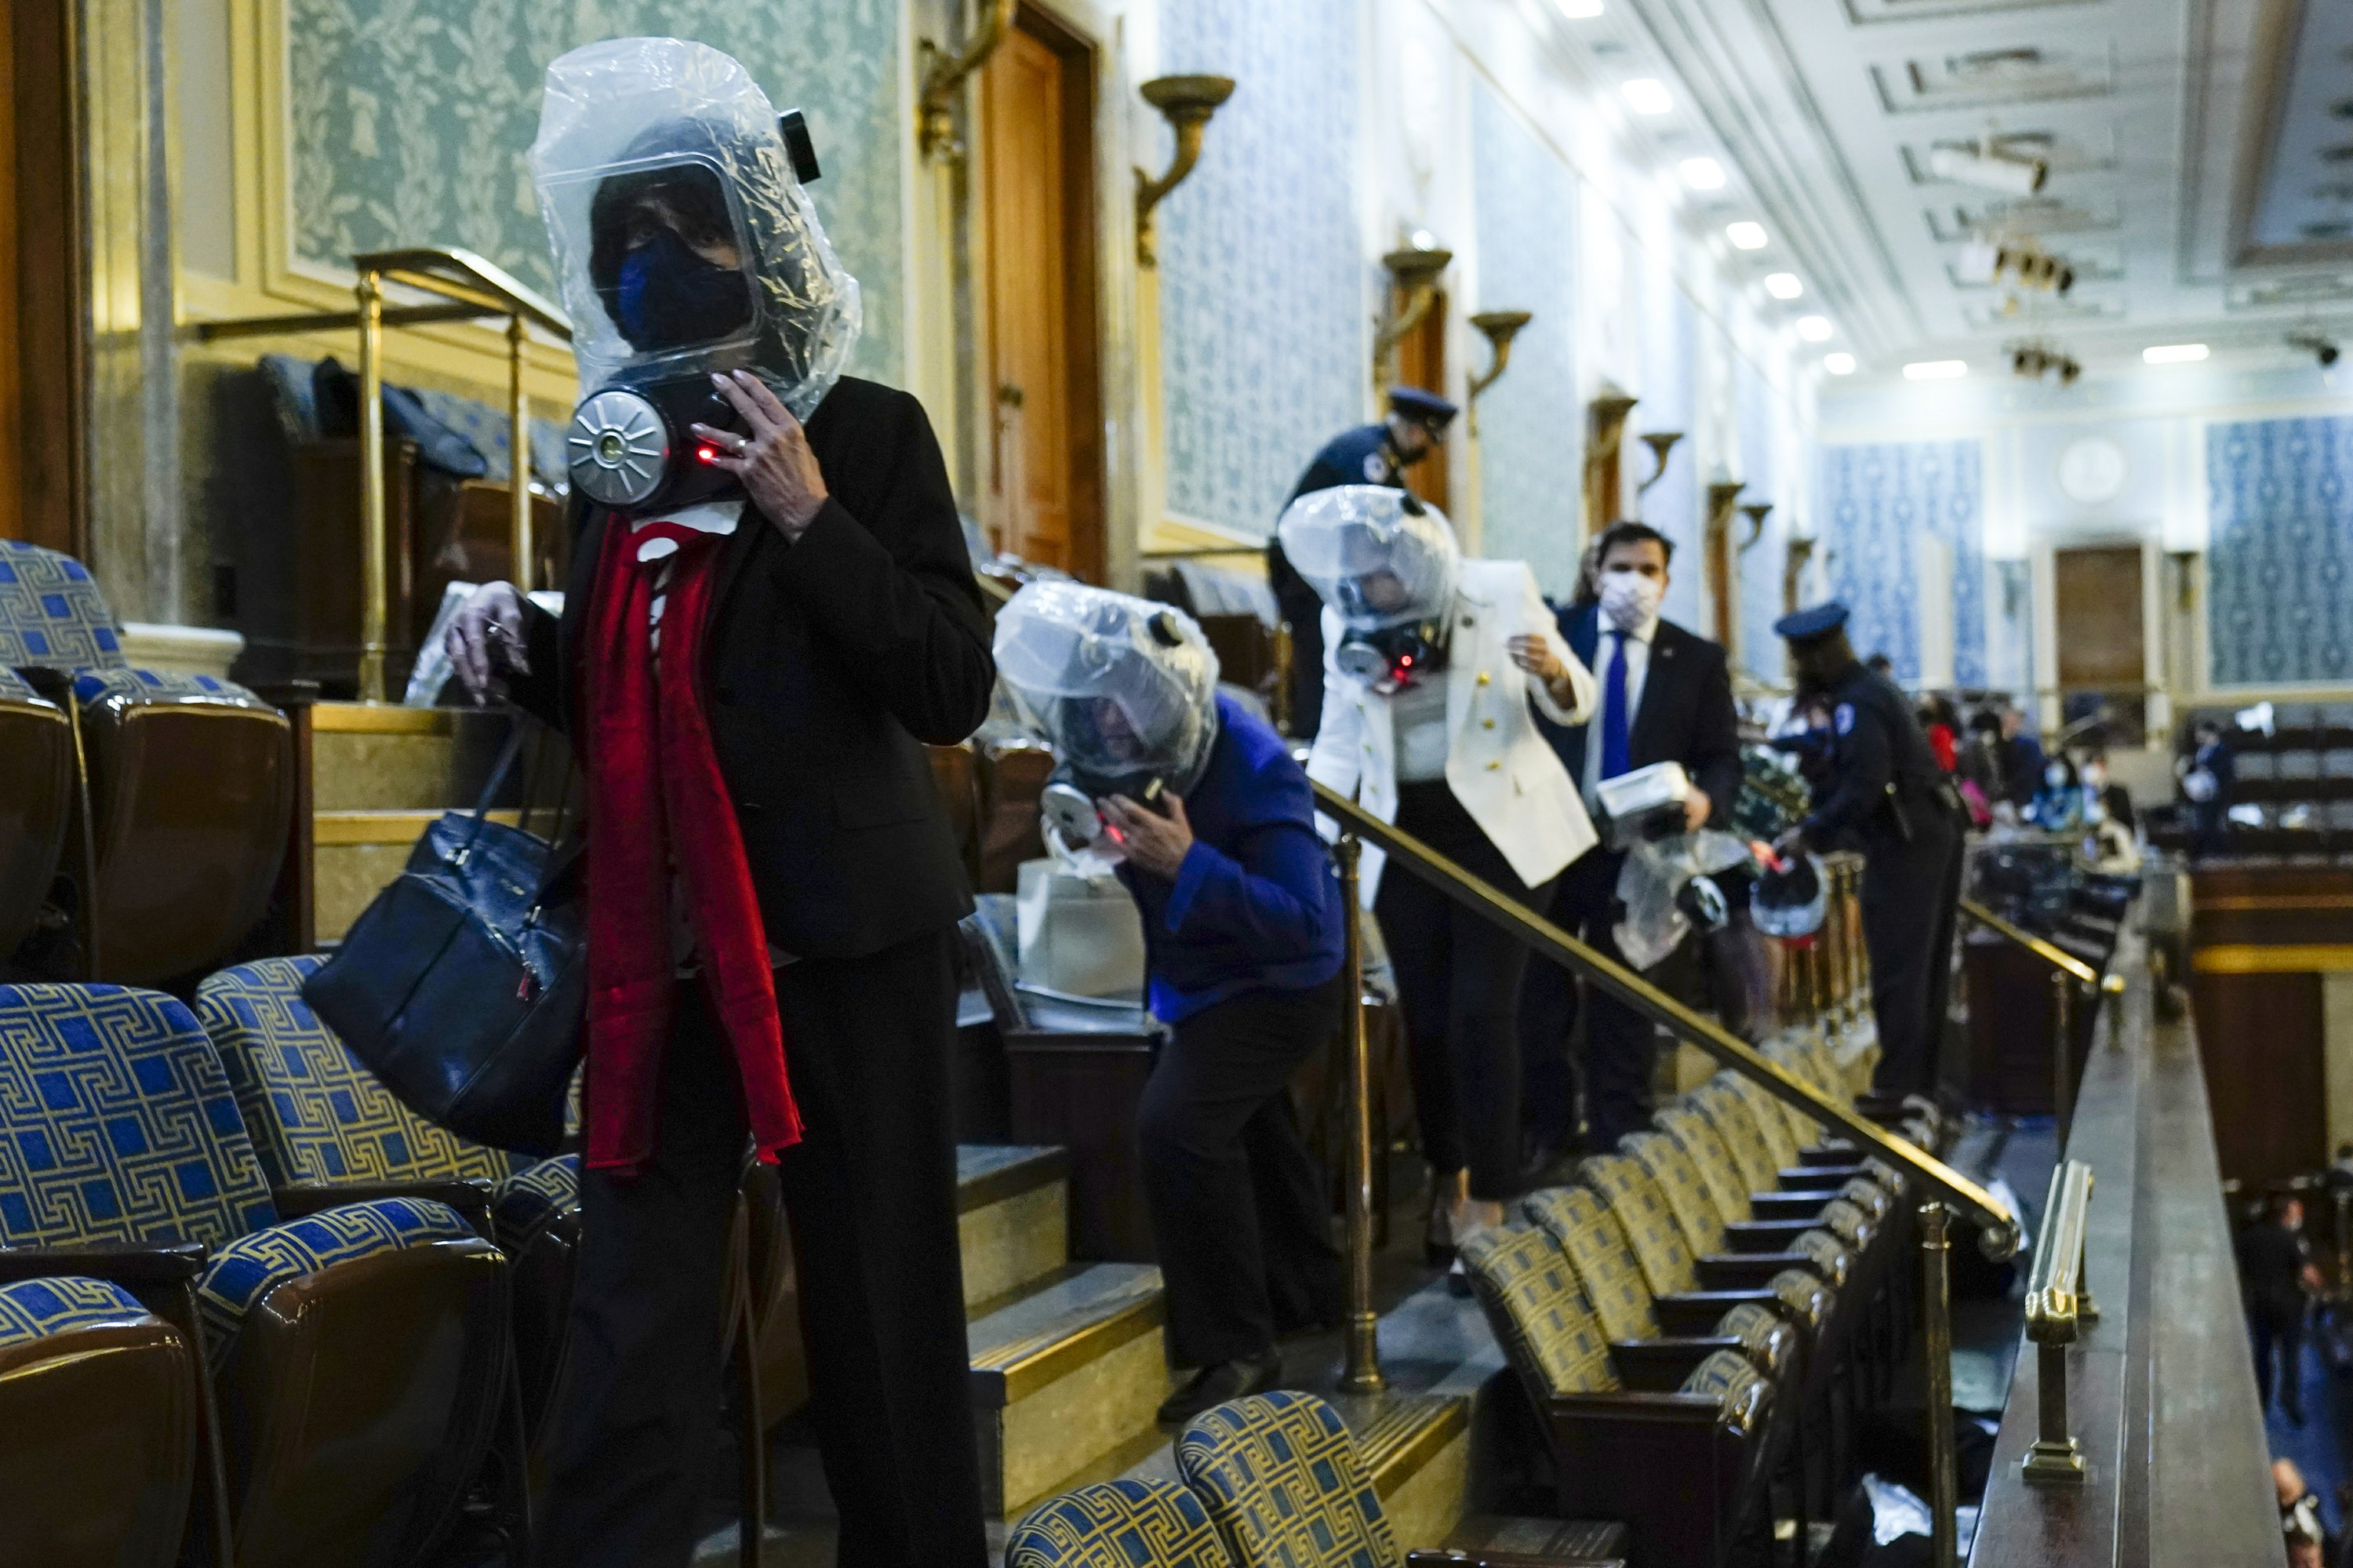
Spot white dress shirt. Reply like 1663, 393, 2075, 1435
1581, 613, 1658, 810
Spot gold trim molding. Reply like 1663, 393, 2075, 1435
2194, 944, 2353, 975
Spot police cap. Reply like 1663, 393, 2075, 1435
1773, 600, 1850, 645
1387, 385, 1459, 430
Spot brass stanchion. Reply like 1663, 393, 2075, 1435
506, 314, 534, 593
1920, 1200, 1958, 1568
2050, 970, 2075, 1136
355, 269, 389, 703
1336, 835, 1385, 1395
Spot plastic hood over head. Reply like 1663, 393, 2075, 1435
993, 582, 1221, 795
531, 37, 860, 420
1275, 485, 1461, 632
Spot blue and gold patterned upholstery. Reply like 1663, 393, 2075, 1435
1522, 1186, 1656, 1344
70, 666, 269, 722
1657, 1107, 1760, 1235
0, 540, 125, 669
1175, 1392, 1398, 1568
1006, 1478, 1235, 1568
1457, 1222, 1617, 1398
1573, 1155, 1834, 1330
0, 665, 40, 704
195, 958, 527, 1189
1720, 1073, 1806, 1173
0, 1275, 155, 1350
491, 1154, 580, 1251
0, 984, 477, 1365
1688, 1080, 1780, 1195
1684, 1350, 1772, 1438
1625, 1129, 1733, 1259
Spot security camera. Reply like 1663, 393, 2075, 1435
2289, 331, 2340, 369
1929, 143, 2049, 196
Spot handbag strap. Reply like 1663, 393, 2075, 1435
455, 724, 532, 863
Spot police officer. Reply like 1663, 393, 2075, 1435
1267, 387, 1459, 736
1771, 602, 1966, 1097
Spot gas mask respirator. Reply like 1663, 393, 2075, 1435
1275, 485, 1461, 696
1333, 618, 1446, 693
993, 584, 1221, 857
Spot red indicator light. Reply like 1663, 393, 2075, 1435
697, 446, 719, 464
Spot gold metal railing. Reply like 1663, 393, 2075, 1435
1959, 899, 2125, 1133
196, 247, 573, 702
2020, 1158, 2097, 1485
1312, 784, 2017, 1568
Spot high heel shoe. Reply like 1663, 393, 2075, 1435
1425, 1189, 1455, 1265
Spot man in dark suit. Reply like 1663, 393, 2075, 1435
1265, 386, 1457, 737
1521, 521, 1740, 1159
451, 65, 993, 1568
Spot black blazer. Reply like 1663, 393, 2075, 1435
511, 375, 995, 961
1536, 602, 1742, 830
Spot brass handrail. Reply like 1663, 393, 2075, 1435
1958, 899, 2100, 987
2021, 1158, 2096, 1484
190, 246, 575, 701
1313, 781, 2021, 1255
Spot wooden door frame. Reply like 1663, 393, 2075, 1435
5, 0, 87, 554
968, 0, 1107, 583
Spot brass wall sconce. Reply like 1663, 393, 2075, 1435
1466, 311, 1533, 402
917, 0, 1016, 162
1581, 385, 1638, 540
1373, 243, 1453, 385
1739, 501, 1773, 551
1781, 530, 1813, 617
1704, 480, 1745, 650
1135, 75, 1236, 267
1635, 431, 1684, 499
2167, 548, 2199, 612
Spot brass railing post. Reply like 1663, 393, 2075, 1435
2023, 1159, 2095, 1485
1920, 1199, 1958, 1568
1337, 835, 1384, 1395
355, 268, 388, 704
2051, 971, 2075, 1135
506, 313, 533, 594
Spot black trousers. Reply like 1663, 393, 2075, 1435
1377, 782, 1558, 1202
1518, 847, 1660, 1151
536, 930, 985, 1568
2253, 1306, 2307, 1414
1860, 812, 1962, 1098
1138, 975, 1345, 1367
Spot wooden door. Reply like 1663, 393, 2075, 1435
2054, 544, 2146, 740
980, 8, 1103, 580
3, 0, 82, 552
1392, 286, 1449, 514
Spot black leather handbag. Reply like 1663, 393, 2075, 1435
304, 725, 585, 1155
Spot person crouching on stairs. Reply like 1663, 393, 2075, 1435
995, 583, 1348, 1424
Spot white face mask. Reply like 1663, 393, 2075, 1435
1598, 569, 1664, 633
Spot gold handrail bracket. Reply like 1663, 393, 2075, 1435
1960, 899, 2099, 986
2022, 1158, 2096, 1484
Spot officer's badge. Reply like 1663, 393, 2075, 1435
1835, 703, 1856, 735
1362, 452, 1389, 482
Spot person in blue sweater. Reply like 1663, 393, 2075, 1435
995, 583, 1347, 1425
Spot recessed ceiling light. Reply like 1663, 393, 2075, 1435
2142, 343, 2209, 364
1796, 315, 1834, 341
1726, 221, 1768, 250
1764, 272, 1804, 300
1824, 352, 1857, 375
1554, 0, 1602, 16
1678, 156, 1726, 191
1903, 359, 1969, 380
1621, 78, 1673, 116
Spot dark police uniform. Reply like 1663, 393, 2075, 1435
1776, 604, 1966, 1097
1268, 388, 1455, 739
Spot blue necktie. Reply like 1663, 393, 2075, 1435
1601, 633, 1631, 780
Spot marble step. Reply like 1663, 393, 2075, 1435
956, 1144, 1070, 1309
966, 1261, 1169, 1518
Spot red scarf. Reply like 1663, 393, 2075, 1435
580, 515, 802, 1176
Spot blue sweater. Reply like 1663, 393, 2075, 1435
1117, 693, 1346, 1022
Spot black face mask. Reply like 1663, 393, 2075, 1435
614, 227, 754, 352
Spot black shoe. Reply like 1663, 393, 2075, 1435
1521, 1136, 1574, 1188
1158, 1350, 1283, 1427
1426, 1192, 1456, 1266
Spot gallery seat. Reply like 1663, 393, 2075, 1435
0, 982, 508, 1568
0, 666, 71, 960
1005, 1478, 1235, 1568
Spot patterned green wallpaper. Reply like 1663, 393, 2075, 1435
285, 0, 903, 383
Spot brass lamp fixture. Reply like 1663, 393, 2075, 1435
1135, 75, 1236, 266
1373, 242, 1453, 385
1781, 531, 1813, 617
916, 0, 1016, 162
1635, 431, 1684, 499
1580, 384, 1638, 542
1466, 310, 1533, 402
1739, 501, 1774, 549
1704, 479, 1745, 650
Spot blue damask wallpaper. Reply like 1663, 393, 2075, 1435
1636, 267, 1699, 627
2206, 417, 2353, 686
1469, 82, 1581, 597
285, 0, 903, 382
1734, 358, 1787, 676
1158, 0, 1363, 536
1817, 439, 1986, 686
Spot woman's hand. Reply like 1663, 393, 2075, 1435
1103, 794, 1195, 879
693, 369, 830, 540
446, 581, 531, 704
1506, 633, 1580, 709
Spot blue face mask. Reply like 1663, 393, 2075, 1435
614, 227, 752, 351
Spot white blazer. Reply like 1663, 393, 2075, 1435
1307, 558, 1598, 904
